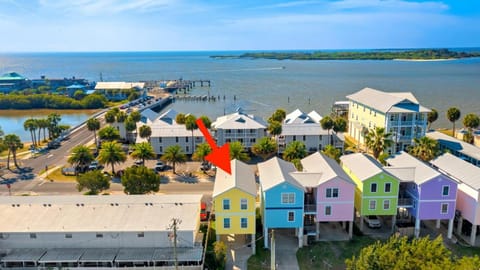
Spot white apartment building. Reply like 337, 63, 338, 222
0, 195, 204, 268
211, 110, 267, 149
278, 109, 343, 153
346, 87, 430, 154
138, 109, 204, 155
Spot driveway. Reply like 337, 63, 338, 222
274, 229, 300, 270
222, 234, 252, 270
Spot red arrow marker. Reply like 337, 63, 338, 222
196, 118, 232, 175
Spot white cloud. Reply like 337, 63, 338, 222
327, 0, 449, 12
37, 0, 177, 15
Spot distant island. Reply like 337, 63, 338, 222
211, 49, 480, 61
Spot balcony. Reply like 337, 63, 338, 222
304, 204, 317, 214
304, 225, 317, 236
397, 198, 414, 208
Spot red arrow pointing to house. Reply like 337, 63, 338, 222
196, 118, 232, 175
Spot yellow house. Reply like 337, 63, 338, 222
213, 159, 257, 254
346, 87, 430, 154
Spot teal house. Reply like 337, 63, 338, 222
258, 157, 305, 248
340, 153, 400, 231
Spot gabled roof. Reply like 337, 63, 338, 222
212, 112, 267, 130
289, 172, 324, 187
281, 109, 328, 136
426, 131, 480, 161
66, 84, 85, 89
340, 153, 384, 181
140, 108, 159, 124
301, 152, 354, 185
157, 109, 178, 125
385, 151, 440, 184
258, 157, 304, 191
346, 87, 429, 113
430, 153, 479, 190
213, 159, 256, 197
141, 109, 203, 137
307, 111, 322, 123
284, 109, 322, 124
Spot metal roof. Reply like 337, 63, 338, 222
95, 82, 145, 90
115, 248, 154, 262
38, 249, 85, 263
340, 153, 384, 181
0, 195, 202, 233
281, 124, 329, 136
301, 152, 355, 185
0, 249, 46, 262
426, 131, 480, 161
431, 153, 480, 190
152, 247, 203, 262
79, 249, 118, 262
386, 151, 441, 184
257, 157, 304, 191
213, 159, 256, 197
0, 72, 27, 80
212, 112, 267, 130
346, 87, 429, 114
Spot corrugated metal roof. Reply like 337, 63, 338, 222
0, 195, 201, 233
212, 112, 267, 130
346, 87, 429, 113
213, 159, 256, 197
258, 157, 304, 191
431, 153, 480, 190
426, 131, 480, 161
340, 153, 383, 181
386, 151, 440, 184
301, 152, 355, 185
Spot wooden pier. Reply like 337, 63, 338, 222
143, 79, 211, 92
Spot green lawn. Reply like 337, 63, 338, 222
296, 236, 376, 270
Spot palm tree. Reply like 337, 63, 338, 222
252, 137, 277, 160
446, 107, 461, 137
364, 127, 393, 159
47, 113, 61, 139
427, 109, 438, 130
185, 114, 197, 153
267, 120, 282, 138
332, 117, 347, 147
38, 118, 50, 142
129, 110, 142, 123
124, 117, 137, 143
23, 118, 37, 147
68, 145, 94, 174
116, 111, 127, 123
320, 116, 334, 145
86, 118, 101, 148
463, 113, 480, 131
175, 113, 186, 124
192, 143, 212, 162
229, 141, 250, 162
282, 141, 307, 162
130, 142, 155, 165
98, 126, 120, 141
322, 145, 342, 162
138, 125, 152, 142
268, 108, 286, 123
105, 110, 116, 124
409, 136, 439, 162
4, 134, 23, 169
98, 141, 126, 174
161, 145, 187, 174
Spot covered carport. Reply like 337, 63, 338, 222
37, 248, 84, 268
1, 249, 46, 268
78, 248, 117, 268
152, 247, 203, 266
114, 248, 155, 267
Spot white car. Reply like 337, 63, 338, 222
364, 215, 381, 228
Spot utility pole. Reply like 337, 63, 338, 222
168, 218, 182, 270
271, 229, 276, 270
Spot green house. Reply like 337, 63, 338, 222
340, 153, 400, 231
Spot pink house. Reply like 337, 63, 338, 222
291, 152, 356, 239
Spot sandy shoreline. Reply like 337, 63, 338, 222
392, 58, 457, 62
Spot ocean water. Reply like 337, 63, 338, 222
1, 50, 480, 141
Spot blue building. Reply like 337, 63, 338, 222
258, 157, 305, 248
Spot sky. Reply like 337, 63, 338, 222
0, 0, 479, 52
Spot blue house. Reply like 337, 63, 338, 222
258, 157, 305, 248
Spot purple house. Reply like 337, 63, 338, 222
385, 151, 458, 238
291, 152, 356, 240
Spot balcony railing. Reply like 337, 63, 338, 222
398, 197, 414, 207
304, 204, 317, 213
304, 225, 317, 235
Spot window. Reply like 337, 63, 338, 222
96, 233, 103, 238
281, 193, 295, 204
369, 200, 376, 210
442, 186, 450, 196
325, 206, 332, 216
374, 111, 376, 117
288, 211, 295, 222
159, 146, 163, 152
158, 137, 162, 143
137, 232, 144, 238
441, 203, 448, 214
175, 137, 179, 143
293, 135, 296, 141
224, 218, 231, 229
383, 200, 390, 210
385, 183, 391, 193
186, 146, 189, 152
250, 129, 255, 134
65, 234, 72, 239
226, 129, 231, 134
241, 218, 248, 228
326, 188, 339, 198
250, 138, 256, 143
240, 199, 248, 210
30, 233, 37, 239
185, 137, 189, 142
223, 199, 230, 210
303, 135, 306, 141
371, 183, 377, 193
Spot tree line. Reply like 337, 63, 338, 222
0, 93, 107, 109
